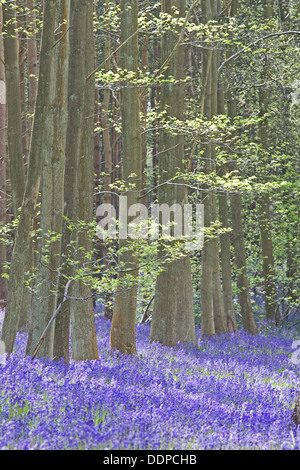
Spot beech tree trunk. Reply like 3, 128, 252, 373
25, 0, 70, 358
2, 1, 25, 218
70, 0, 99, 361
257, 0, 278, 323
26, 0, 38, 140
200, 0, 215, 338
0, 8, 7, 308
53, 0, 99, 362
150, 0, 196, 347
110, 0, 142, 355
101, 0, 113, 320
217, 0, 237, 332
2, 0, 70, 355
225, 0, 257, 335
200, 0, 228, 338
210, 0, 228, 335
18, 0, 39, 331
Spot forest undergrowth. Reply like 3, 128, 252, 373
0, 308, 300, 450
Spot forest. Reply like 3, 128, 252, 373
0, 0, 300, 451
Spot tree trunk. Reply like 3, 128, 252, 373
1, 0, 70, 356
17, 3, 28, 168
110, 0, 142, 355
200, 0, 214, 338
53, 0, 99, 362
25, 0, 70, 358
292, 388, 300, 427
218, 169, 237, 332
101, 0, 113, 320
17, 1, 38, 331
26, 0, 38, 141
230, 191, 258, 334
141, 3, 149, 210
210, 0, 227, 335
150, 0, 196, 347
258, 0, 278, 323
200, 0, 228, 338
217, 0, 237, 332
224, 0, 257, 335
70, 0, 99, 361
0, 8, 7, 308
2, 1, 25, 218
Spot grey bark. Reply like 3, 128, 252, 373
70, 0, 99, 361
26, 0, 70, 358
110, 0, 142, 355
53, 0, 99, 362
150, 0, 196, 347
0, 8, 7, 308
2, 1, 25, 218
1, 0, 71, 356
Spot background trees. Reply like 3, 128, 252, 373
0, 0, 299, 360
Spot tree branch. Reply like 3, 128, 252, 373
218, 30, 300, 73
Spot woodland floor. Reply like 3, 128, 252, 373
0, 308, 300, 450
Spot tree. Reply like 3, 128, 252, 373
68, 0, 99, 361
256, 0, 278, 322
2, 0, 25, 218
26, 0, 38, 140
110, 0, 142, 355
0, 6, 7, 309
200, 0, 228, 338
1, 0, 71, 356
217, 0, 237, 333
100, 0, 114, 320
53, 0, 99, 362
225, 0, 258, 335
150, 0, 196, 347
25, 0, 70, 358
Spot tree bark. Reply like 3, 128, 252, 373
210, 0, 228, 335
0, 8, 7, 308
70, 0, 99, 361
1, 0, 70, 356
224, 0, 257, 335
2, 1, 25, 218
257, 0, 278, 323
200, 3, 215, 337
26, 0, 70, 358
53, 0, 99, 362
150, 0, 196, 347
110, 0, 142, 355
17, 0, 39, 331
101, 0, 114, 320
217, 0, 237, 332
200, 0, 228, 338
26, 0, 38, 141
